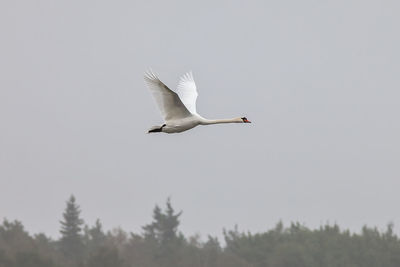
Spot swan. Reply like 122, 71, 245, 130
144, 70, 251, 134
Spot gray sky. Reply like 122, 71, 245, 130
1, 0, 399, 240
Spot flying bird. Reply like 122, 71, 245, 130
144, 70, 251, 134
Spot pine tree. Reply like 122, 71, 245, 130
84, 219, 106, 253
59, 195, 84, 260
142, 198, 182, 246
142, 198, 183, 266
89, 219, 106, 246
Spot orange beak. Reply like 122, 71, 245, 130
243, 118, 251, 123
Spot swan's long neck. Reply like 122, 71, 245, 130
199, 117, 242, 125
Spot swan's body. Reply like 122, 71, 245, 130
144, 70, 251, 134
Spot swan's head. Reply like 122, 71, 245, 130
241, 117, 251, 123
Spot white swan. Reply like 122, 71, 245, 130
144, 70, 251, 134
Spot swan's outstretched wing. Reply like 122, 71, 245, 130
176, 71, 198, 115
144, 70, 192, 121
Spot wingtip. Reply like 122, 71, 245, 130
179, 70, 194, 83
144, 68, 159, 81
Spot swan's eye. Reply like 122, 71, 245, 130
241, 117, 251, 123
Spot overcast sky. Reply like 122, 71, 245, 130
1, 0, 399, 240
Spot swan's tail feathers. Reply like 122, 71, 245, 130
147, 125, 165, 133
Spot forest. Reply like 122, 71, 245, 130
1, 195, 400, 267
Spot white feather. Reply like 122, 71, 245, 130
144, 70, 192, 122
176, 71, 198, 115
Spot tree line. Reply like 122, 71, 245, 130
1, 195, 400, 267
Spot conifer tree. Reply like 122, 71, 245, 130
142, 198, 183, 266
89, 219, 106, 246
142, 198, 182, 246
59, 195, 84, 260
84, 219, 106, 253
